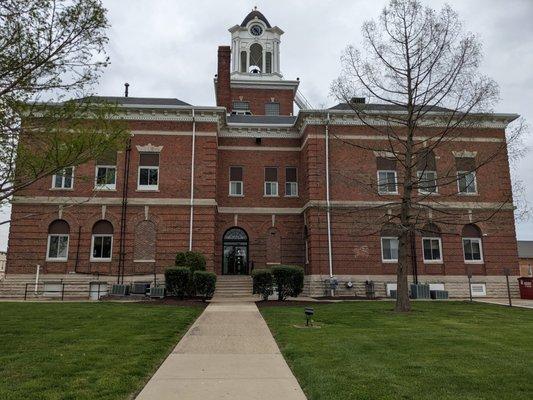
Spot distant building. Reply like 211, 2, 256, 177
517, 241, 533, 277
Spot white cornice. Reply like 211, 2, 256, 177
136, 144, 163, 153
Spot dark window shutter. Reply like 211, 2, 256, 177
96, 150, 117, 165
230, 166, 243, 181
376, 157, 396, 170
48, 219, 70, 234
456, 157, 476, 171
417, 150, 436, 171
265, 167, 278, 181
286, 167, 297, 182
92, 220, 114, 234
139, 153, 159, 166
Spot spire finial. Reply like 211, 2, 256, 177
254, 6, 257, 11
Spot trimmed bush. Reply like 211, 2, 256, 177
175, 251, 206, 273
192, 271, 217, 301
271, 265, 304, 301
252, 269, 274, 301
165, 267, 190, 299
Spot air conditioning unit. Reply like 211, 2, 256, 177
470, 283, 487, 297
410, 283, 430, 299
110, 284, 129, 296
386, 283, 397, 297
430, 290, 449, 300
131, 282, 150, 295
149, 286, 165, 299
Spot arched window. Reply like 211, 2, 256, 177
462, 224, 483, 263
91, 220, 113, 261
380, 223, 400, 262
421, 223, 442, 263
134, 220, 156, 261
47, 220, 70, 261
417, 150, 438, 194
249, 43, 263, 72
240, 51, 247, 73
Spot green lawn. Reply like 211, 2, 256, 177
261, 301, 533, 400
0, 302, 203, 400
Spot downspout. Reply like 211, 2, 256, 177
118, 137, 132, 284
325, 113, 333, 281
188, 108, 196, 251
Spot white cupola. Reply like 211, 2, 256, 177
228, 8, 284, 80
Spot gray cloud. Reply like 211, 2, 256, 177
2, 0, 532, 250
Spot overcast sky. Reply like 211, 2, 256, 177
1, 0, 532, 250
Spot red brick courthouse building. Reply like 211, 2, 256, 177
4, 10, 521, 297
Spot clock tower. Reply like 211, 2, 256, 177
215, 8, 299, 116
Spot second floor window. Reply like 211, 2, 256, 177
458, 171, 477, 194
229, 166, 243, 196
265, 102, 280, 116
422, 237, 442, 263
52, 167, 73, 189
418, 170, 438, 194
95, 166, 116, 190
381, 237, 399, 262
265, 167, 278, 197
285, 167, 298, 197
377, 170, 397, 194
138, 152, 159, 191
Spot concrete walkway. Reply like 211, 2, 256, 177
135, 301, 307, 400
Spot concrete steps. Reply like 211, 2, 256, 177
214, 275, 254, 298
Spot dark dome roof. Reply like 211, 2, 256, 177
241, 10, 271, 28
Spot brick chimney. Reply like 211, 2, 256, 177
216, 46, 232, 111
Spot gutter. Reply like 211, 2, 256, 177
188, 108, 196, 251
325, 113, 333, 279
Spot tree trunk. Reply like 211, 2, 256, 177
396, 229, 412, 312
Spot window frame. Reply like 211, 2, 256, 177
46, 234, 69, 262
285, 167, 298, 197
94, 165, 117, 191
381, 237, 399, 263
417, 170, 438, 194
90, 234, 113, 262
377, 170, 398, 195
457, 171, 478, 195
462, 237, 484, 264
264, 167, 279, 197
51, 167, 74, 190
229, 166, 244, 197
137, 166, 159, 191
422, 237, 443, 263
265, 102, 280, 116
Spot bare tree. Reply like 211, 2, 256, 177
331, 0, 526, 312
0, 0, 128, 209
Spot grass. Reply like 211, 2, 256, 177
261, 301, 533, 400
0, 302, 203, 400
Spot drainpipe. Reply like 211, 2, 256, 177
188, 108, 196, 251
325, 113, 334, 285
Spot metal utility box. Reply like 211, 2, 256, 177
410, 283, 430, 299
430, 290, 449, 300
518, 277, 533, 299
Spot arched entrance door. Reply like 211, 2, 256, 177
223, 227, 249, 275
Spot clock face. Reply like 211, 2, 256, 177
250, 24, 263, 36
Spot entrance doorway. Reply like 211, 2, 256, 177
222, 227, 249, 275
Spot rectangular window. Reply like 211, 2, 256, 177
381, 237, 399, 262
285, 167, 298, 197
47, 235, 69, 261
138, 152, 159, 190
240, 51, 247, 73
377, 170, 398, 194
264, 167, 278, 196
52, 167, 74, 189
418, 171, 438, 194
470, 283, 487, 297
265, 102, 280, 116
232, 101, 251, 115
91, 235, 113, 261
95, 166, 116, 190
229, 166, 243, 196
458, 171, 477, 194
422, 238, 443, 263
463, 238, 483, 262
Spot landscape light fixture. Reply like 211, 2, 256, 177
304, 307, 314, 327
